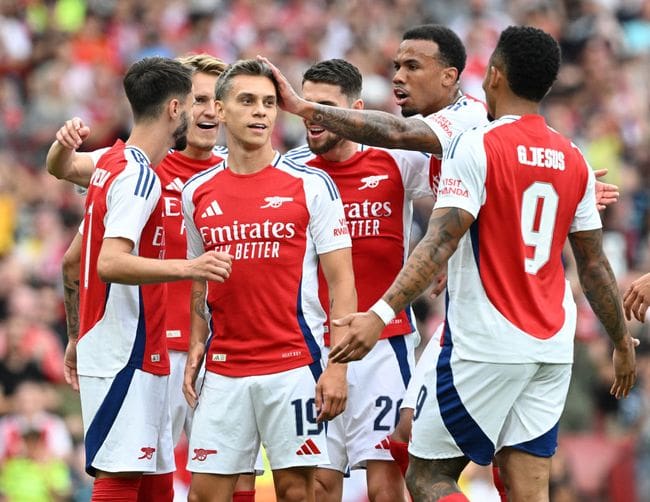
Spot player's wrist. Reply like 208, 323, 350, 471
369, 299, 396, 326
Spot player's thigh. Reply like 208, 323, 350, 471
167, 350, 191, 445
187, 372, 259, 475
409, 352, 538, 465
366, 460, 407, 502
344, 335, 416, 469
495, 447, 551, 502
272, 466, 316, 502
79, 370, 173, 475
314, 467, 344, 502
188, 472, 238, 502
253, 365, 328, 470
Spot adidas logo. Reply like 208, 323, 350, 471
296, 438, 321, 456
201, 200, 223, 217
374, 437, 390, 450
165, 177, 184, 192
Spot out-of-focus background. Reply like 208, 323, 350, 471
1, 0, 650, 500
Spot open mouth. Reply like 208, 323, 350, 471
248, 123, 267, 132
197, 122, 217, 130
393, 88, 409, 106
307, 125, 325, 138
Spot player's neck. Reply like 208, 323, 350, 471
320, 140, 358, 163
226, 141, 276, 174
492, 95, 540, 120
422, 87, 463, 117
127, 124, 171, 167
179, 145, 213, 161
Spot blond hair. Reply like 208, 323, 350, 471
177, 53, 228, 76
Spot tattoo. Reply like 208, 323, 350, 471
569, 230, 626, 344
191, 288, 206, 319
385, 208, 472, 313
63, 272, 79, 341
311, 104, 441, 153
405, 456, 469, 502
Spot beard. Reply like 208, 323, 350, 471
400, 105, 418, 118
172, 111, 189, 151
306, 132, 345, 155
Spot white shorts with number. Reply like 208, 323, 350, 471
409, 337, 571, 465
322, 334, 416, 472
79, 369, 174, 476
187, 365, 328, 474
402, 324, 443, 410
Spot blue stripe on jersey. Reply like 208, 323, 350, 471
127, 288, 147, 368
296, 280, 323, 367
445, 133, 464, 161
308, 359, 323, 382
512, 422, 559, 458
84, 364, 136, 476
144, 173, 156, 199
436, 319, 494, 465
283, 157, 340, 201
135, 164, 146, 196
285, 145, 312, 160
388, 335, 412, 387
184, 161, 226, 192
469, 218, 480, 269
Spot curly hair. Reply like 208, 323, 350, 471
302, 59, 362, 101
402, 24, 466, 79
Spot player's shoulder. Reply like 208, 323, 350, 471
183, 159, 227, 193
285, 144, 316, 163
276, 154, 340, 200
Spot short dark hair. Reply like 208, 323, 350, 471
493, 26, 561, 102
123, 57, 193, 121
402, 25, 466, 78
302, 59, 362, 101
215, 59, 278, 100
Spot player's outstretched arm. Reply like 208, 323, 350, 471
97, 237, 232, 285
61, 231, 82, 391
594, 169, 619, 211
316, 248, 357, 422
569, 229, 637, 398
46, 117, 95, 187
184, 280, 209, 408
330, 207, 474, 363
258, 55, 442, 154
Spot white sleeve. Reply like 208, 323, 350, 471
306, 172, 352, 255
104, 166, 161, 247
390, 149, 434, 200
182, 184, 204, 260
433, 131, 486, 218
570, 165, 602, 233
89, 147, 110, 166
418, 101, 487, 157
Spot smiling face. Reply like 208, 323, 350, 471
216, 74, 277, 150
392, 39, 453, 117
183, 71, 220, 158
302, 80, 352, 155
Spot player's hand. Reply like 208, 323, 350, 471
594, 169, 619, 211
623, 273, 650, 322
189, 251, 232, 283
430, 270, 447, 299
256, 55, 304, 114
63, 339, 79, 392
610, 335, 638, 399
329, 312, 383, 363
315, 364, 347, 422
183, 343, 205, 408
56, 117, 91, 150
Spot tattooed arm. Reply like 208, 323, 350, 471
330, 207, 474, 363
259, 56, 442, 153
183, 280, 210, 408
569, 229, 636, 398
62, 232, 82, 391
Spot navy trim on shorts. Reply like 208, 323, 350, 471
388, 335, 412, 387
436, 321, 494, 466
511, 422, 559, 458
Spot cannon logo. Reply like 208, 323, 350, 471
138, 447, 156, 460
261, 196, 293, 209
192, 448, 218, 461
358, 175, 388, 190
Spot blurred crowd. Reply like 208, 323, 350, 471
2, 0, 650, 500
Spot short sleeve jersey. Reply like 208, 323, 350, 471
435, 114, 602, 363
156, 147, 225, 351
77, 140, 170, 377
182, 153, 351, 377
286, 144, 432, 343
417, 94, 489, 195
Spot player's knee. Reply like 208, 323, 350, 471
275, 483, 310, 502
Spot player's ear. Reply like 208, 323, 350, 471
215, 99, 226, 122
352, 98, 364, 110
442, 67, 459, 87
167, 98, 181, 120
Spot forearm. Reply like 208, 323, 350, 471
299, 101, 440, 153
62, 261, 80, 342
189, 280, 210, 347
98, 254, 192, 285
46, 141, 91, 186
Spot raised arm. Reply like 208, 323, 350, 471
569, 229, 636, 398
46, 117, 95, 187
259, 56, 442, 154
315, 247, 357, 421
330, 206, 474, 363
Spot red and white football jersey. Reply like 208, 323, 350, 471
435, 114, 602, 363
183, 152, 352, 377
286, 144, 431, 343
418, 94, 488, 195
157, 148, 225, 351
78, 140, 170, 377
